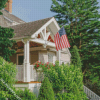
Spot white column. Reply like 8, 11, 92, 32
57, 50, 61, 65
23, 40, 30, 82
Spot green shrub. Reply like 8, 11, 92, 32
16, 88, 37, 100
0, 57, 17, 86
0, 91, 7, 100
42, 61, 87, 99
38, 77, 55, 100
0, 57, 18, 99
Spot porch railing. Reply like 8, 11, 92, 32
16, 65, 23, 81
30, 65, 36, 81
16, 65, 43, 82
30, 65, 44, 82
83, 85, 100, 100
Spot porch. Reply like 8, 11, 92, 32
16, 65, 44, 82
10, 17, 70, 83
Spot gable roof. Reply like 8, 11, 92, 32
0, 15, 7, 27
9, 17, 53, 39
1, 9, 25, 23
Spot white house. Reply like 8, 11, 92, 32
0, 0, 71, 96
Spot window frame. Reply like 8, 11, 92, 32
17, 53, 24, 65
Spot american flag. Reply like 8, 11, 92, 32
54, 27, 70, 51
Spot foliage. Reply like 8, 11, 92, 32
84, 65, 100, 95
71, 45, 82, 68
42, 61, 87, 100
0, 0, 7, 15
0, 26, 16, 61
50, 0, 100, 68
0, 57, 16, 86
55, 92, 88, 100
33, 61, 55, 70
16, 88, 37, 100
0, 91, 7, 100
50, 0, 100, 93
0, 0, 15, 62
38, 77, 55, 100
0, 57, 20, 100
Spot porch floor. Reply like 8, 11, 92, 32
16, 81, 41, 84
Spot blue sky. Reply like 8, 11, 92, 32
12, 0, 100, 22
12, 0, 55, 22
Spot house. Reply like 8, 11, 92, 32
0, 0, 71, 96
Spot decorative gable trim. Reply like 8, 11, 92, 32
31, 17, 60, 38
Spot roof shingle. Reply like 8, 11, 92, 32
1, 9, 25, 23
9, 17, 53, 38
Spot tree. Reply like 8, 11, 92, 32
0, 0, 7, 15
71, 45, 82, 68
0, 26, 16, 61
38, 77, 55, 100
50, 0, 100, 71
0, 0, 16, 61
50, 0, 100, 92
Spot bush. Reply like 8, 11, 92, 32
16, 88, 37, 100
42, 61, 87, 100
0, 57, 18, 99
0, 91, 7, 100
0, 57, 17, 86
38, 77, 55, 100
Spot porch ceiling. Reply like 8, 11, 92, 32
12, 41, 42, 50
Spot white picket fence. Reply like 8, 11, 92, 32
83, 85, 100, 100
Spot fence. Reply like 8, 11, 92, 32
83, 85, 100, 100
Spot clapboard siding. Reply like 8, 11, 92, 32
30, 51, 38, 64
10, 54, 17, 64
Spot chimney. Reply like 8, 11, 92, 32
5, 0, 13, 13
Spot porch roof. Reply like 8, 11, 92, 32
9, 17, 53, 39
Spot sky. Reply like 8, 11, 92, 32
12, 0, 100, 22
12, 0, 55, 22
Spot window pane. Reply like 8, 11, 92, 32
18, 56, 24, 65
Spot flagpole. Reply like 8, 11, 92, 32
58, 24, 66, 65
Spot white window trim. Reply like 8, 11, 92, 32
17, 53, 24, 65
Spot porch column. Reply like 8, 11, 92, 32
23, 40, 30, 82
57, 50, 61, 65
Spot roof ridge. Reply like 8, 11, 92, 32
27, 17, 53, 23
8, 17, 53, 28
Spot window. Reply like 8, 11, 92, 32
17, 54, 24, 65
18, 55, 24, 65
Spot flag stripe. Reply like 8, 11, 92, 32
54, 27, 70, 51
